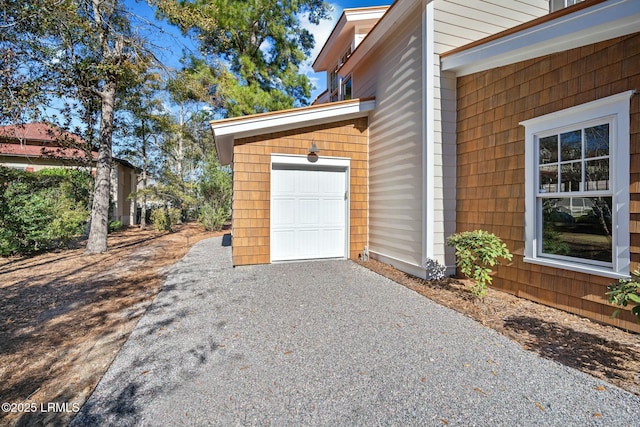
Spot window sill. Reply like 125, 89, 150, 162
523, 256, 629, 280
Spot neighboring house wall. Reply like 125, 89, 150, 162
111, 162, 138, 226
455, 32, 640, 332
231, 118, 368, 266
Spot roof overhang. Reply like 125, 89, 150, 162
313, 6, 389, 72
340, 0, 419, 76
441, 0, 640, 76
210, 97, 376, 165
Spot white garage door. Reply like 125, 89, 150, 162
271, 166, 347, 261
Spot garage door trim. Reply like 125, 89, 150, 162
270, 154, 351, 262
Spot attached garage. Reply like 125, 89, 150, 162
209, 98, 374, 266
271, 159, 349, 262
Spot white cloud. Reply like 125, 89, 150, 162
299, 3, 342, 100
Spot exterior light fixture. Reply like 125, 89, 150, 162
307, 142, 319, 163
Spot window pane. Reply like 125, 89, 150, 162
585, 159, 609, 191
560, 130, 582, 161
561, 162, 582, 192
539, 135, 558, 164
585, 123, 609, 158
342, 77, 352, 101
541, 197, 612, 263
539, 165, 558, 192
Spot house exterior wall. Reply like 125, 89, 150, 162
346, 0, 549, 274
433, 0, 548, 54
231, 118, 368, 266
352, 5, 425, 270
432, 0, 548, 269
456, 33, 640, 332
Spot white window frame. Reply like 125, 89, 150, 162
521, 90, 634, 279
550, 0, 583, 13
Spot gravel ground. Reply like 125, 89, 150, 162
72, 236, 640, 426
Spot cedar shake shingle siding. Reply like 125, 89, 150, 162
456, 33, 640, 332
232, 118, 368, 266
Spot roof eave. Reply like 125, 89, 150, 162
210, 97, 376, 166
441, 0, 640, 76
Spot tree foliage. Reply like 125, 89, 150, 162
154, 0, 332, 116
607, 270, 640, 323
0, 166, 91, 255
1, 0, 156, 253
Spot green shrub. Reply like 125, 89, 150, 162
607, 270, 640, 323
446, 230, 513, 298
198, 202, 230, 231
108, 220, 123, 233
150, 208, 172, 232
168, 207, 182, 225
0, 166, 90, 255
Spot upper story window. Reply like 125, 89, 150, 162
329, 46, 353, 102
550, 0, 583, 12
342, 76, 352, 101
329, 65, 340, 102
521, 91, 634, 279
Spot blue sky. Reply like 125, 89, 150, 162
126, 0, 391, 101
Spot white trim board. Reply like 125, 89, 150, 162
442, 0, 640, 76
210, 98, 375, 165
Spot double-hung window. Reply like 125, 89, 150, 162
521, 91, 634, 278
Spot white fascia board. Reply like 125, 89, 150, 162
340, 0, 420, 76
313, 7, 388, 72
210, 98, 376, 166
313, 14, 349, 71
442, 0, 640, 76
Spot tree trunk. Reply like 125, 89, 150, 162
140, 131, 148, 229
86, 77, 116, 253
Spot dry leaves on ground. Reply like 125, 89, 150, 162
0, 224, 222, 427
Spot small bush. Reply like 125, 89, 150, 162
150, 208, 172, 232
424, 258, 447, 281
607, 269, 640, 323
168, 207, 182, 225
198, 202, 230, 232
108, 220, 123, 233
447, 230, 512, 298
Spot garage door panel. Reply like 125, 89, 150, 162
320, 171, 345, 194
298, 198, 320, 224
272, 230, 296, 259
298, 171, 320, 194
272, 198, 295, 225
321, 198, 346, 226
272, 171, 295, 193
271, 167, 347, 262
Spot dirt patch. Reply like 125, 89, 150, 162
0, 224, 223, 427
356, 258, 640, 396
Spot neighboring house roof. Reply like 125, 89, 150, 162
0, 142, 98, 161
210, 97, 376, 165
0, 122, 139, 171
0, 122, 85, 146
441, 0, 640, 75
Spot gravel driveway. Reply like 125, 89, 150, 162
72, 236, 640, 426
